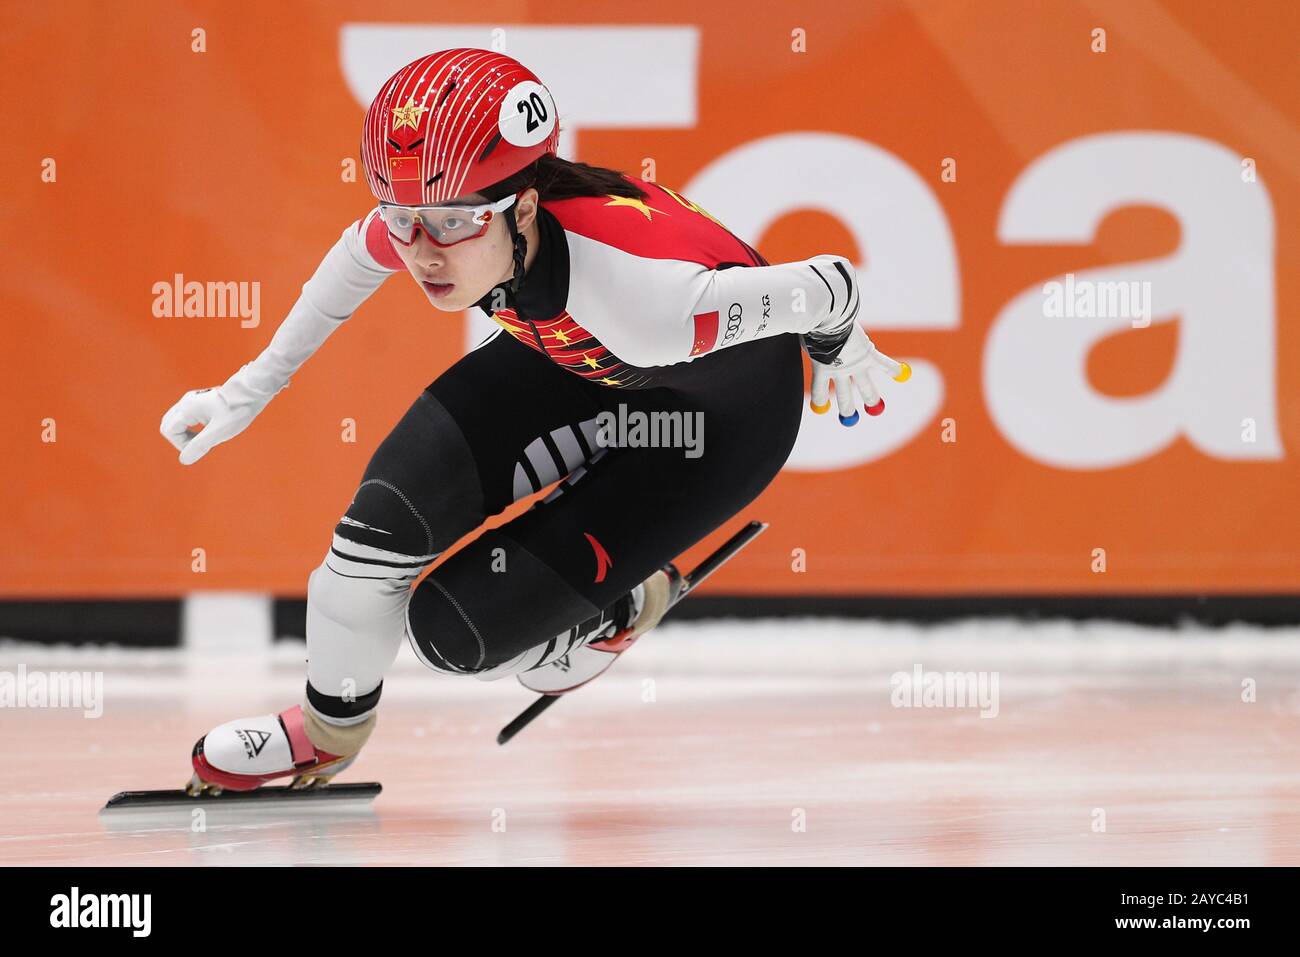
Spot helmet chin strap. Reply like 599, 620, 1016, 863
504, 204, 528, 298
472, 196, 531, 315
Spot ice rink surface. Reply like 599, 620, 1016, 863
3, 618, 1299, 866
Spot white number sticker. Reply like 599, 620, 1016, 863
498, 81, 557, 147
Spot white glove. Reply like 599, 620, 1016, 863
157, 212, 398, 466
807, 323, 911, 426
159, 366, 281, 465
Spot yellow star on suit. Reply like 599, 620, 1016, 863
603, 195, 667, 221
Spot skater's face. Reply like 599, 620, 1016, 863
388, 188, 540, 313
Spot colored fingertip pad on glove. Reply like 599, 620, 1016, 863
893, 362, 912, 383
865, 398, 885, 416
838, 410, 859, 426
810, 398, 831, 414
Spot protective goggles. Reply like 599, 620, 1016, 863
378, 193, 518, 247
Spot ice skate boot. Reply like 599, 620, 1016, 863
185, 704, 374, 796
518, 565, 681, 696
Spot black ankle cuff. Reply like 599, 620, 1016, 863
306, 680, 382, 720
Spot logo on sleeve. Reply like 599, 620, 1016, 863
690, 311, 719, 356
723, 302, 743, 343
756, 294, 771, 335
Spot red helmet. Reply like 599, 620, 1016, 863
361, 49, 560, 206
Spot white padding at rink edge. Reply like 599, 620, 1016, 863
181, 592, 273, 654
5, 618, 1300, 673
4, 619, 1300, 708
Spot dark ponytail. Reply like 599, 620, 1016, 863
480, 154, 649, 205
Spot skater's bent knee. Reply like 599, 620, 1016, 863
334, 479, 444, 564
404, 577, 488, 676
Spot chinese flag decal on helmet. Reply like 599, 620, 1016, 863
361, 49, 560, 206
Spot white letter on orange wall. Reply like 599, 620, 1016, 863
684, 132, 955, 470
987, 132, 1279, 469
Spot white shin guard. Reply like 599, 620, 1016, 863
305, 532, 441, 702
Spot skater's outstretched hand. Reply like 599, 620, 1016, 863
807, 323, 910, 426
160, 369, 277, 465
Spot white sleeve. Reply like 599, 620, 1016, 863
674, 253, 861, 364
222, 211, 399, 406
564, 232, 859, 369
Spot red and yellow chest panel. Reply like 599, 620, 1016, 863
489, 308, 634, 388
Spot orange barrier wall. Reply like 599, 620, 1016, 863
2, 1, 1297, 597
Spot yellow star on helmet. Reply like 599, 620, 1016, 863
604, 195, 667, 221
391, 96, 428, 131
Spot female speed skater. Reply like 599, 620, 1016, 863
159, 48, 910, 794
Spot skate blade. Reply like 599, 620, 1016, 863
100, 780, 381, 812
